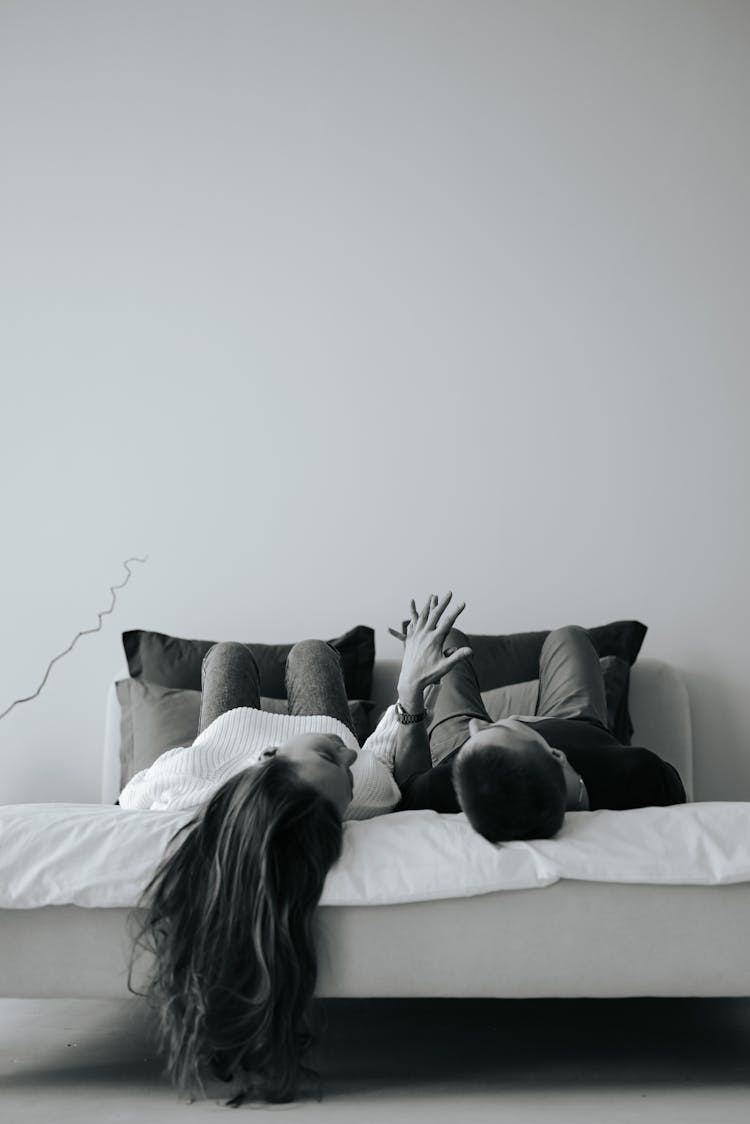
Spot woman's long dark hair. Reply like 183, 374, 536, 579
128, 755, 343, 1104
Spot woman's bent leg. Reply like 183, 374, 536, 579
198, 642, 261, 733
285, 640, 355, 735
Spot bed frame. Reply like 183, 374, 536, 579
3, 658, 750, 1000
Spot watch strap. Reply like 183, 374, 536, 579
396, 701, 426, 725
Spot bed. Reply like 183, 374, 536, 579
1, 656, 749, 1000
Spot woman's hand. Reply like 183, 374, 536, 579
389, 592, 473, 704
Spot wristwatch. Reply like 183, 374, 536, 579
396, 701, 426, 725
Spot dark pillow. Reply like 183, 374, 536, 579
463, 620, 646, 689
116, 678, 374, 790
122, 624, 375, 700
481, 656, 630, 738
466, 621, 645, 745
401, 618, 646, 744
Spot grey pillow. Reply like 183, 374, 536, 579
116, 678, 374, 790
481, 656, 628, 733
481, 681, 539, 721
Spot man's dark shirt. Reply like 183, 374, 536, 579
399, 717, 686, 813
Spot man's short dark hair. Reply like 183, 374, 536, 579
453, 740, 567, 842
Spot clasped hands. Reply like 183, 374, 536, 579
389, 592, 473, 710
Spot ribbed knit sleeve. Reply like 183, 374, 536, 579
361, 704, 400, 772
118, 707, 399, 820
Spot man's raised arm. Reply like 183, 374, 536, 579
388, 592, 472, 789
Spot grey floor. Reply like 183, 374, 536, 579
1, 996, 749, 1122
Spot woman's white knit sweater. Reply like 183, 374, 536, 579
118, 706, 401, 820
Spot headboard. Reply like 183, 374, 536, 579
102, 656, 693, 804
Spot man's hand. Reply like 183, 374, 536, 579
389, 592, 473, 708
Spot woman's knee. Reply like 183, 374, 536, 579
202, 641, 258, 676
287, 639, 338, 671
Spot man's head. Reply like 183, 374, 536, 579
453, 720, 567, 842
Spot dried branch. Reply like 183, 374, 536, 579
0, 555, 148, 723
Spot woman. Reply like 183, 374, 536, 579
126, 637, 399, 1105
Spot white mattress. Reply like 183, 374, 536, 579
2, 800, 749, 911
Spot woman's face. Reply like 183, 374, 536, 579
271, 733, 356, 817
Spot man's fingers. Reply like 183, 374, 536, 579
441, 646, 473, 671
418, 595, 434, 624
428, 590, 453, 626
438, 599, 466, 635
404, 599, 418, 633
388, 627, 406, 642
407, 592, 463, 634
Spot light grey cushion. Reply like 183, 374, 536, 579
482, 680, 539, 721
481, 656, 627, 731
116, 678, 373, 791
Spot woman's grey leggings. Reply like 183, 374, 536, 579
198, 639, 354, 736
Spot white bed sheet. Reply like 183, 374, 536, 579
2, 801, 749, 910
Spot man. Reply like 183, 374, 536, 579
372, 592, 686, 842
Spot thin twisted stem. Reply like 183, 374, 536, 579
0, 555, 148, 723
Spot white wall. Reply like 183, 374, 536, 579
1, 0, 748, 804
